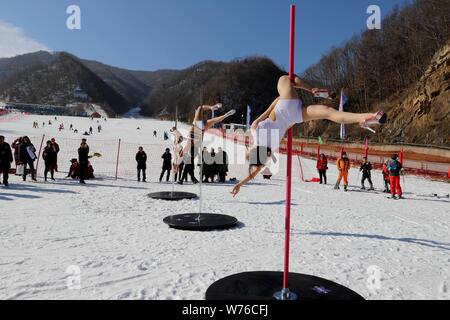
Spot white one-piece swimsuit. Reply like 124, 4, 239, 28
251, 99, 303, 152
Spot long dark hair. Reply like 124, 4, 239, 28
248, 146, 272, 175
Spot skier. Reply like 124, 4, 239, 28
19, 136, 37, 182
70, 124, 73, 131
42, 140, 56, 181
387, 154, 403, 199
229, 75, 386, 197
316, 153, 328, 185
0, 136, 13, 187
78, 139, 90, 184
382, 160, 391, 193
153, 130, 157, 138
159, 148, 172, 182
135, 147, 147, 182
335, 152, 350, 191
360, 157, 374, 190
89, 126, 93, 135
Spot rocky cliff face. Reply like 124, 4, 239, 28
381, 40, 450, 146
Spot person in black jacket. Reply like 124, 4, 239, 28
201, 147, 211, 183
42, 140, 57, 181
19, 136, 37, 182
360, 157, 374, 190
0, 136, 13, 186
216, 147, 229, 183
78, 139, 90, 184
159, 148, 172, 182
136, 147, 147, 182
51, 138, 60, 172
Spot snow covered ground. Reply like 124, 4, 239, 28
0, 113, 449, 300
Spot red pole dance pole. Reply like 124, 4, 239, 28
281, 4, 296, 299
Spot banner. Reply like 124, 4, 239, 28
246, 105, 251, 131
339, 89, 348, 140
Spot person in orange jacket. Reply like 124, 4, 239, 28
316, 153, 328, 184
335, 152, 350, 191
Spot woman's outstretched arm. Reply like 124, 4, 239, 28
230, 165, 265, 197
251, 97, 280, 130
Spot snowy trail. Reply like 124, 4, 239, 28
0, 114, 449, 300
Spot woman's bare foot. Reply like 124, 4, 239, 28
360, 111, 387, 133
211, 103, 223, 111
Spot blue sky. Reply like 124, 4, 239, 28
0, 0, 410, 72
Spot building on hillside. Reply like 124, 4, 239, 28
157, 107, 173, 121
73, 86, 90, 101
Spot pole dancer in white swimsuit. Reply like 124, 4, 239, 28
230, 75, 387, 197
171, 104, 236, 166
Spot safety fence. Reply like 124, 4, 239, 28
208, 129, 450, 180
3, 130, 449, 181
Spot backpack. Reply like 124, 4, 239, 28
388, 160, 398, 173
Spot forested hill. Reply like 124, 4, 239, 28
139, 57, 285, 123
299, 0, 450, 146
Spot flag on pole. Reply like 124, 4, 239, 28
339, 89, 348, 141
363, 137, 369, 158
246, 105, 251, 131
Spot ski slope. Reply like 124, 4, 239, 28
0, 113, 449, 300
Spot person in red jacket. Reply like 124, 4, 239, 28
316, 153, 328, 184
382, 161, 390, 193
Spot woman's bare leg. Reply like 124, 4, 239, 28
205, 115, 229, 130
277, 76, 299, 99
303, 105, 373, 124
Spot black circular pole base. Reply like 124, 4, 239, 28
163, 213, 238, 231
205, 271, 365, 300
148, 191, 198, 201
